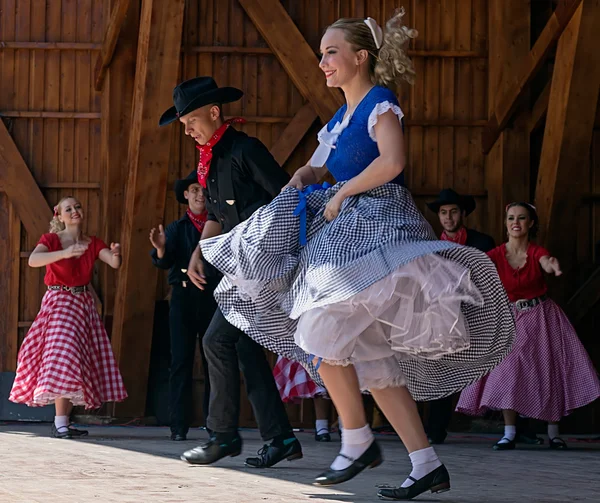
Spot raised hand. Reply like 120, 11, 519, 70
149, 224, 167, 250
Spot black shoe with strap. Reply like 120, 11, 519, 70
315, 428, 331, 442
67, 424, 89, 438
181, 434, 242, 465
51, 424, 72, 439
549, 437, 568, 450
313, 440, 383, 486
377, 464, 451, 500
493, 437, 516, 451
245, 436, 303, 468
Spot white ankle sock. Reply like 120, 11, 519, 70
315, 419, 329, 435
497, 425, 516, 444
330, 424, 373, 471
401, 447, 443, 488
547, 424, 560, 440
55, 416, 69, 430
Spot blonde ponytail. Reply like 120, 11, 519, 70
374, 8, 418, 94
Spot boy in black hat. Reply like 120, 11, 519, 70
159, 77, 302, 468
150, 171, 218, 441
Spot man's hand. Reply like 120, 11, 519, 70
187, 245, 207, 290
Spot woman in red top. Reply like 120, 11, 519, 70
457, 203, 600, 450
9, 197, 128, 438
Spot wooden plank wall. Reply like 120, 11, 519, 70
0, 0, 598, 429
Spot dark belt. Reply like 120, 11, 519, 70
48, 285, 88, 295
514, 294, 547, 311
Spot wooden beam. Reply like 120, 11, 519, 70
529, 81, 551, 134
110, 0, 186, 418
0, 119, 103, 314
0, 195, 20, 372
482, 0, 583, 154
566, 267, 600, 324
100, 0, 140, 327
485, 0, 531, 244
0, 111, 101, 119
270, 104, 318, 166
0, 42, 101, 50
94, 0, 133, 92
535, 0, 600, 297
238, 0, 344, 123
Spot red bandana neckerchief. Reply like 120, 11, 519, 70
196, 118, 246, 188
441, 226, 468, 245
186, 208, 208, 234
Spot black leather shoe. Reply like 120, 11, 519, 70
181, 435, 242, 465
67, 425, 89, 438
492, 437, 516, 450
315, 430, 331, 442
245, 437, 303, 468
51, 424, 72, 439
171, 433, 187, 441
549, 437, 568, 450
377, 464, 450, 500
313, 440, 383, 486
516, 431, 544, 445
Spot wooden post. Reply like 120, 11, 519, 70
535, 0, 600, 293
100, 0, 140, 327
485, 0, 530, 244
110, 0, 186, 418
0, 194, 20, 372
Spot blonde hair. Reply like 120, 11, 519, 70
327, 8, 418, 95
49, 196, 77, 233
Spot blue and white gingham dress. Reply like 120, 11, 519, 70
200, 87, 515, 400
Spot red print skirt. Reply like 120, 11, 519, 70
9, 289, 128, 409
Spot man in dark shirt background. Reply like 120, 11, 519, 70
159, 77, 302, 468
150, 171, 218, 441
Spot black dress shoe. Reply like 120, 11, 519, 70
516, 431, 544, 445
377, 464, 450, 500
549, 437, 568, 450
245, 437, 303, 468
315, 429, 331, 442
181, 435, 242, 464
313, 440, 383, 486
51, 424, 72, 439
492, 437, 516, 450
67, 425, 89, 438
171, 433, 187, 441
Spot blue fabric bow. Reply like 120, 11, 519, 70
293, 182, 332, 246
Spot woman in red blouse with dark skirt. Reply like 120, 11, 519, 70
457, 203, 600, 450
9, 197, 127, 438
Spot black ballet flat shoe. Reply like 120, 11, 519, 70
181, 435, 242, 465
492, 437, 516, 451
51, 424, 72, 439
245, 437, 303, 468
377, 464, 451, 501
549, 437, 568, 450
67, 425, 89, 438
315, 429, 331, 442
313, 440, 383, 486
516, 432, 544, 445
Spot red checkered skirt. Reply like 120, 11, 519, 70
273, 356, 327, 403
456, 299, 600, 422
9, 290, 128, 409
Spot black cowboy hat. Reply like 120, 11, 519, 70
159, 77, 243, 127
426, 189, 476, 216
174, 171, 200, 205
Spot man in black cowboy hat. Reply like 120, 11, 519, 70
159, 77, 302, 468
425, 189, 542, 446
150, 171, 218, 441
426, 189, 495, 251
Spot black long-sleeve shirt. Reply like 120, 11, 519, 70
150, 214, 218, 286
202, 127, 290, 231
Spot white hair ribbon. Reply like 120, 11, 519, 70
364, 17, 383, 49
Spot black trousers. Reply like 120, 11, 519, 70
203, 308, 292, 441
169, 284, 217, 435
425, 396, 454, 440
